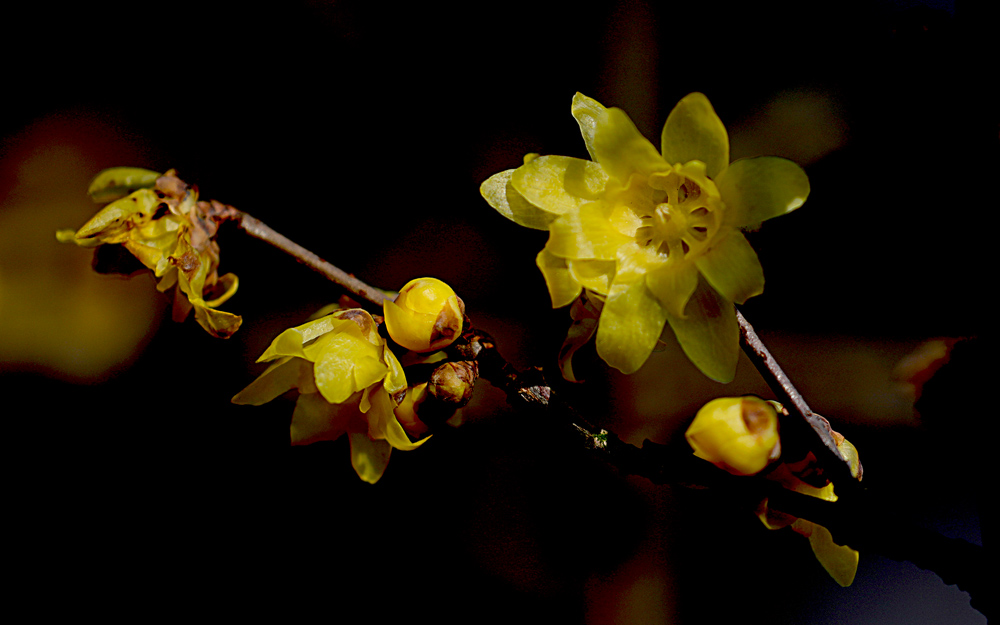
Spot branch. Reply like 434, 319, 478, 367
737, 309, 861, 493
228, 210, 988, 617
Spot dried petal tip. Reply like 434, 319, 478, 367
384, 277, 465, 353
685, 396, 780, 475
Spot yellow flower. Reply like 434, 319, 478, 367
481, 94, 809, 381
57, 168, 241, 338
231, 308, 428, 484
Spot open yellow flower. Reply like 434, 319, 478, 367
57, 168, 241, 338
481, 93, 809, 381
231, 308, 428, 484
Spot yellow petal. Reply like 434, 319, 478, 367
792, 519, 859, 587
645, 261, 699, 319
568, 258, 615, 296
312, 332, 385, 404
536, 247, 583, 308
348, 432, 392, 484
511, 155, 608, 217
256, 315, 344, 362
595, 276, 667, 374
87, 167, 162, 203
231, 356, 303, 405
480, 169, 555, 230
660, 93, 730, 179
365, 385, 430, 451
715, 156, 810, 228
192, 303, 242, 339
694, 230, 765, 304
547, 200, 632, 261
572, 93, 668, 183
290, 391, 353, 446
74, 188, 160, 241
664, 278, 739, 383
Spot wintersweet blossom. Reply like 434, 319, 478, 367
481, 93, 809, 381
57, 168, 241, 338
231, 308, 428, 484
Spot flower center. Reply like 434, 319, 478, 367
634, 173, 719, 260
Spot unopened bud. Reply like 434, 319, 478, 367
685, 396, 780, 476
384, 277, 465, 353
429, 360, 478, 406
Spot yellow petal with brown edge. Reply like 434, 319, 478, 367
510, 155, 608, 217
348, 432, 392, 484
694, 230, 764, 305
664, 277, 739, 383
536, 247, 582, 308
290, 391, 353, 445
660, 93, 730, 179
792, 519, 859, 587
192, 302, 242, 339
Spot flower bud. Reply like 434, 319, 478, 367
384, 277, 465, 353
429, 360, 478, 406
685, 396, 780, 476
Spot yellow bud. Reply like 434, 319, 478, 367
685, 396, 780, 476
384, 277, 465, 353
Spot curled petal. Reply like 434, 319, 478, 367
536, 247, 582, 308
365, 385, 430, 451
716, 157, 810, 228
665, 278, 739, 383
348, 432, 392, 484
204, 273, 239, 308
480, 169, 555, 230
511, 155, 608, 216
596, 277, 668, 374
694, 230, 765, 304
791, 519, 860, 587
75, 189, 160, 242
660, 93, 729, 178
231, 356, 303, 406
87, 167, 162, 203
571, 93, 668, 182
192, 303, 242, 339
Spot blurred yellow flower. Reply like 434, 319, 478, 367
232, 308, 428, 484
481, 93, 809, 381
57, 168, 241, 338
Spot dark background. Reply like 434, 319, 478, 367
2, 1, 992, 623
